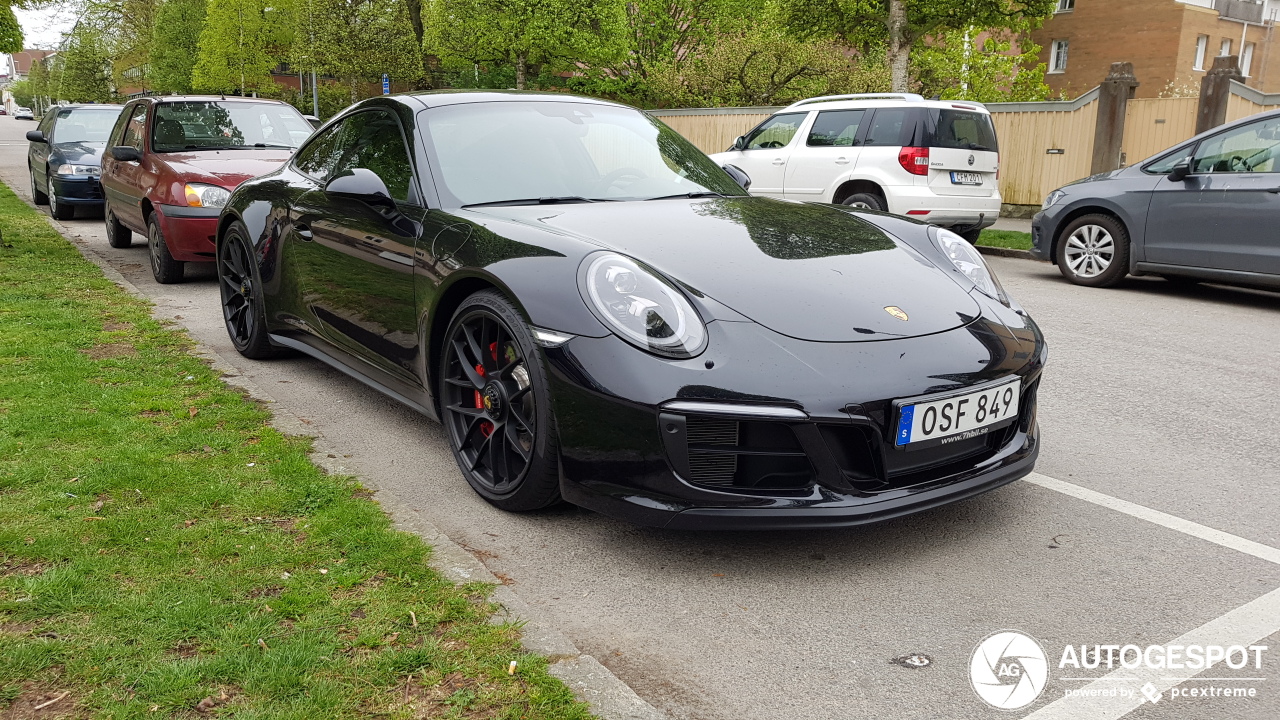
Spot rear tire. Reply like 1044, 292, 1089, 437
1055, 214, 1130, 288
842, 192, 885, 211
439, 290, 562, 512
105, 206, 133, 248
48, 176, 73, 220
30, 168, 48, 205
147, 212, 184, 284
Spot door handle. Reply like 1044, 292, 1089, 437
294, 223, 313, 241
835, 157, 850, 165
772, 158, 785, 166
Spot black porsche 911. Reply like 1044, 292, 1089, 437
215, 91, 1046, 530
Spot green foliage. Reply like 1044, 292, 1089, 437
913, 26, 1049, 102
7, 78, 35, 108
150, 0, 208, 93
0, 4, 21, 54
425, 0, 627, 89
192, 0, 291, 94
295, 0, 423, 101
646, 26, 889, 107
57, 25, 114, 103
258, 79, 352, 119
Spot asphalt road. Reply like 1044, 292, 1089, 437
4, 115, 1279, 720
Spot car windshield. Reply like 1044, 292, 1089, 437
153, 101, 312, 152
53, 107, 122, 144
420, 101, 748, 206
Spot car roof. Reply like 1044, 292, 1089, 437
776, 94, 991, 115
393, 90, 630, 111
50, 103, 125, 110
140, 95, 292, 105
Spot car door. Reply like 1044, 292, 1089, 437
101, 102, 150, 231
288, 108, 425, 385
1146, 116, 1280, 274
783, 109, 867, 201
717, 112, 808, 198
29, 110, 56, 187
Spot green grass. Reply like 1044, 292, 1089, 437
976, 229, 1033, 251
0, 180, 592, 719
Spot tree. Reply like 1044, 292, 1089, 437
297, 0, 422, 101
151, 0, 208, 92
8, 77, 35, 107
912, 24, 1048, 102
425, 0, 626, 90
0, 4, 22, 54
58, 25, 113, 102
192, 0, 291, 94
780, 0, 1055, 91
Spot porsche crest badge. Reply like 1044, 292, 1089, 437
884, 306, 909, 322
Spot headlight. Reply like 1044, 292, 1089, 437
55, 164, 100, 176
1042, 189, 1065, 210
184, 183, 231, 208
935, 228, 1008, 305
580, 252, 707, 358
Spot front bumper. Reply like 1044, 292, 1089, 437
156, 204, 221, 262
1030, 211, 1055, 262
50, 176, 105, 205
545, 307, 1045, 530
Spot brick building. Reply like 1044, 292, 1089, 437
1032, 0, 1280, 98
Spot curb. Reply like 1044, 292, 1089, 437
33, 208, 667, 720
975, 244, 1041, 261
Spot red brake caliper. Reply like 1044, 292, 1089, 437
474, 347, 496, 439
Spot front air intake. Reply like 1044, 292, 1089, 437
661, 412, 814, 492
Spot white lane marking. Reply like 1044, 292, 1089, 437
1025, 472, 1280, 565
1020, 585, 1280, 720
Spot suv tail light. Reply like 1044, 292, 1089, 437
898, 146, 930, 176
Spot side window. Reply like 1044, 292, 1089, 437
293, 121, 347, 184
864, 108, 910, 147
119, 105, 149, 149
331, 110, 417, 203
807, 110, 866, 147
38, 111, 57, 136
744, 113, 805, 150
1144, 148, 1191, 175
1191, 118, 1280, 173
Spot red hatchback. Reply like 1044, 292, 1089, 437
100, 96, 313, 282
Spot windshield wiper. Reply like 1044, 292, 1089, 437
644, 191, 728, 201
247, 143, 295, 149
461, 196, 614, 208
965, 143, 995, 152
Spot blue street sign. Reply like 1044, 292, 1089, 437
382, 74, 390, 95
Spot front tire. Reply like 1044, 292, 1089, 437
842, 192, 885, 211
217, 222, 284, 359
30, 168, 48, 205
105, 206, 133, 248
439, 290, 561, 512
147, 212, 184, 284
957, 228, 983, 244
1055, 214, 1130, 288
48, 176, 73, 220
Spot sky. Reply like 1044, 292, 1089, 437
0, 7, 76, 77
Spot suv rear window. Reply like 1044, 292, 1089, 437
927, 109, 998, 152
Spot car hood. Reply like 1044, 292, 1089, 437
51, 141, 106, 165
159, 149, 294, 188
469, 197, 981, 342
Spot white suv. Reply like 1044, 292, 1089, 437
710, 94, 1001, 241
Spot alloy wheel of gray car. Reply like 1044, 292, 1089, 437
1055, 213, 1130, 288
47, 176, 73, 220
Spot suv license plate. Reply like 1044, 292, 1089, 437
950, 172, 983, 185
894, 378, 1021, 448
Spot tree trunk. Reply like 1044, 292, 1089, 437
515, 52, 527, 90
887, 0, 909, 92
404, 0, 431, 88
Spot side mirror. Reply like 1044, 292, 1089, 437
1167, 158, 1191, 182
324, 168, 395, 210
26, 130, 46, 143
110, 146, 141, 162
303, 115, 322, 129
722, 164, 751, 191
731, 135, 747, 151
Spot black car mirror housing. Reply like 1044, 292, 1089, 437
1167, 158, 1191, 182
110, 146, 141, 162
26, 130, 46, 143
325, 168, 397, 210
722, 164, 752, 191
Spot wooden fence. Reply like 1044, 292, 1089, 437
649, 81, 1280, 208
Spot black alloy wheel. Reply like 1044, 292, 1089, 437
440, 290, 561, 511
105, 205, 133, 248
217, 222, 283, 359
147, 212, 184, 283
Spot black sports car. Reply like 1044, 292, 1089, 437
216, 92, 1046, 530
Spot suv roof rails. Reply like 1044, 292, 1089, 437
784, 93, 926, 109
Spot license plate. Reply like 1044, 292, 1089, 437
894, 378, 1021, 448
950, 172, 983, 185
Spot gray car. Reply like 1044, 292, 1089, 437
1033, 109, 1280, 289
